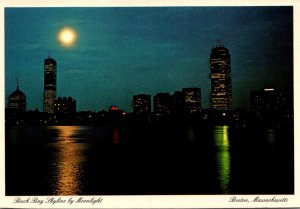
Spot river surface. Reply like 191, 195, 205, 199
6, 125, 294, 195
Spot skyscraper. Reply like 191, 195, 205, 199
210, 44, 232, 111
44, 56, 57, 113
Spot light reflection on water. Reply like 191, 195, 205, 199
266, 129, 276, 147
6, 125, 292, 195
186, 127, 196, 143
213, 125, 231, 194
113, 127, 120, 144
47, 126, 89, 195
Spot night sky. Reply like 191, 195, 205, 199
5, 7, 293, 112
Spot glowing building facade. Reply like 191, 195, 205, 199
210, 45, 232, 111
154, 93, 172, 116
132, 94, 151, 115
182, 88, 201, 114
44, 56, 57, 113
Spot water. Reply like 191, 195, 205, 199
5, 125, 294, 195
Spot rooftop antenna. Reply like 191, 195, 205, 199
48, 51, 51, 58
16, 77, 19, 90
217, 39, 223, 47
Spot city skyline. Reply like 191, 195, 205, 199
5, 7, 293, 112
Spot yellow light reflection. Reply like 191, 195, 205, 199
214, 125, 231, 193
56, 126, 77, 141
50, 126, 88, 195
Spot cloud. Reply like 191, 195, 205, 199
22, 43, 42, 50
51, 19, 87, 28
6, 43, 42, 51
62, 69, 87, 74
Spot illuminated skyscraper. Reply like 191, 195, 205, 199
210, 44, 232, 111
44, 56, 57, 113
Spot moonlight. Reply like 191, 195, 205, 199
57, 27, 77, 47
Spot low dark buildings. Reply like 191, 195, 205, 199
153, 93, 172, 116
250, 88, 293, 127
54, 97, 77, 124
54, 97, 76, 115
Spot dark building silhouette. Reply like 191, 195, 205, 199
250, 88, 289, 115
54, 97, 76, 123
7, 84, 26, 113
54, 97, 76, 115
153, 93, 172, 116
182, 88, 201, 114
172, 91, 184, 115
44, 56, 57, 113
109, 106, 127, 125
210, 44, 232, 111
77, 111, 96, 125
250, 88, 293, 127
132, 94, 151, 115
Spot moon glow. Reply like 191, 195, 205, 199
57, 27, 77, 47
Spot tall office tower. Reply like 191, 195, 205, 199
132, 94, 151, 115
153, 93, 172, 116
44, 56, 57, 113
210, 44, 232, 111
182, 88, 201, 114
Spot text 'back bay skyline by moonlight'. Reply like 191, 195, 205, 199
5, 7, 293, 112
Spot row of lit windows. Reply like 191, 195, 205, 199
8, 103, 26, 107
212, 98, 232, 104
9, 96, 26, 101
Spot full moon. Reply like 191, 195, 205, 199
57, 27, 77, 47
